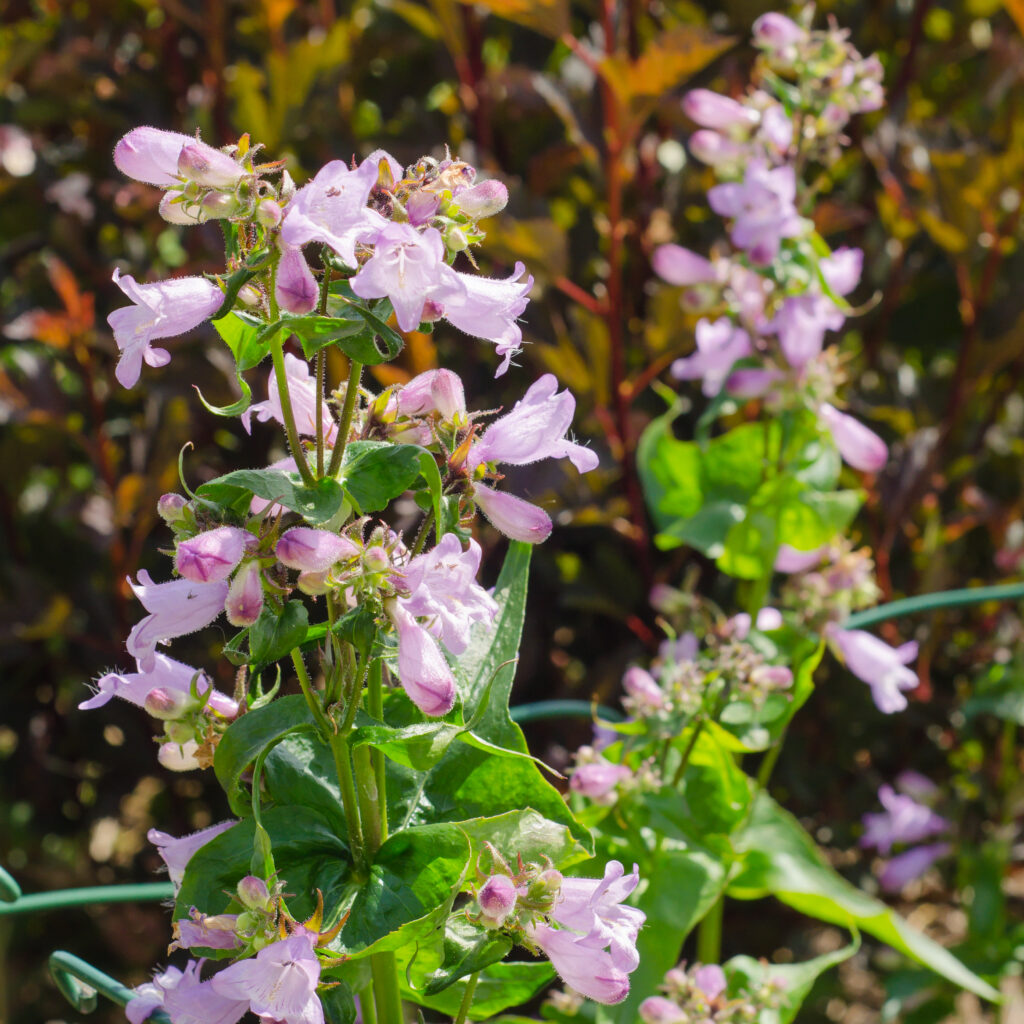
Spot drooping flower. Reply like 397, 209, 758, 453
529, 924, 632, 1004
350, 223, 465, 331
175, 526, 254, 584
396, 534, 498, 655
828, 626, 919, 713
570, 756, 632, 802
708, 161, 805, 264
387, 603, 458, 716
622, 666, 667, 715
651, 245, 716, 287
682, 89, 759, 132
147, 820, 237, 889
879, 842, 952, 892
276, 528, 358, 573
107, 269, 223, 388
79, 653, 237, 718
276, 245, 319, 315
172, 908, 244, 951
211, 930, 324, 1024
861, 784, 950, 855
114, 127, 195, 187
473, 485, 554, 544
454, 179, 509, 219
818, 403, 887, 473
396, 368, 467, 421
279, 156, 385, 267
225, 561, 264, 627
671, 317, 753, 397
126, 571, 229, 672
242, 352, 337, 443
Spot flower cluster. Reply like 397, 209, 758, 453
654, 7, 887, 476
471, 855, 646, 1005
638, 960, 784, 1024
861, 776, 952, 891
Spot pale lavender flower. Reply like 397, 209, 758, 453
623, 666, 666, 715
280, 156, 384, 267
173, 909, 243, 951
829, 626, 919, 713
79, 653, 237, 718
212, 931, 324, 1024
225, 561, 264, 627
529, 924, 631, 1004
473, 484, 553, 544
158, 190, 209, 226
469, 374, 598, 475
397, 534, 498, 655
818, 403, 887, 473
176, 141, 244, 189
175, 526, 254, 584
639, 996, 688, 1023
689, 130, 746, 170
477, 874, 519, 928
396, 368, 466, 420
774, 544, 827, 573
351, 223, 464, 331
158, 739, 202, 772
242, 352, 337, 443
693, 964, 727, 999
682, 89, 758, 132
708, 161, 805, 264
895, 770, 940, 802
442, 262, 533, 375
126, 571, 229, 672
107, 269, 223, 388
861, 784, 950, 855
277, 528, 358, 573
671, 317, 753, 397
148, 820, 236, 889
730, 607, 783, 639
455, 179, 509, 219
114, 126, 193, 187
406, 190, 441, 226
388, 603, 457, 716
570, 758, 632, 802
879, 842, 951, 892
652, 245, 716, 287
276, 245, 318, 315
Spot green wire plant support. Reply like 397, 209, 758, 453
0, 882, 174, 916
843, 581, 1024, 630
49, 950, 171, 1022
0, 864, 22, 903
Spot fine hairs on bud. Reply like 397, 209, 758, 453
477, 874, 518, 928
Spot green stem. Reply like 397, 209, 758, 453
509, 700, 624, 725
695, 896, 723, 965
671, 718, 705, 788
370, 950, 404, 1024
353, 744, 382, 856
0, 882, 173, 916
757, 730, 786, 789
270, 337, 316, 487
49, 950, 171, 1022
454, 971, 481, 1024
327, 360, 364, 479
409, 508, 435, 557
358, 982, 379, 1024
844, 582, 1024, 630
329, 732, 367, 878
0, 866, 21, 903
315, 348, 326, 479
291, 649, 333, 738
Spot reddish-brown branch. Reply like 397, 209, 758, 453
554, 276, 608, 317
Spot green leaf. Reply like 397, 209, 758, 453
214, 694, 317, 816
325, 284, 406, 364
285, 314, 369, 359
197, 469, 346, 524
214, 311, 271, 371
723, 937, 859, 1024
412, 916, 513, 997
249, 600, 310, 669
341, 441, 429, 513
174, 806, 350, 940
406, 961, 555, 1020
728, 792, 1000, 1002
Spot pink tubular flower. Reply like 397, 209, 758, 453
829, 626, 919, 713
114, 127, 194, 187
148, 820, 236, 889
397, 534, 498, 656
126, 571, 229, 672
671, 317, 753, 397
693, 963, 727, 999
396, 368, 467, 420
689, 130, 746, 169
623, 666, 666, 714
652, 245, 716, 287
752, 12, 807, 54
528, 861, 645, 1005
683, 89, 758, 132
708, 161, 805, 264
470, 374, 598, 474
473, 485, 553, 544
79, 653, 237, 718
277, 528, 358, 573
455, 179, 509, 219
861, 785, 950, 855
477, 873, 519, 928
350, 223, 464, 331
570, 758, 632, 802
175, 526, 253, 584
127, 960, 248, 1024
176, 141, 244, 189
275, 245, 318, 315
212, 931, 324, 1024
441, 262, 534, 376
242, 352, 337, 443
879, 842, 951, 892
818, 403, 887, 473
225, 561, 264, 627
173, 909, 243, 951
774, 543, 827, 574
279, 156, 384, 267
107, 269, 223, 389
388, 603, 457, 716
639, 996, 688, 1023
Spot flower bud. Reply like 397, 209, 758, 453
750, 665, 793, 690
237, 875, 271, 911
158, 493, 187, 522
144, 687, 189, 720
158, 739, 201, 772
444, 226, 470, 252
639, 997, 687, 1024
255, 199, 283, 228
275, 245, 318, 314
225, 561, 264, 627
363, 545, 391, 573
455, 179, 508, 220
237, 284, 262, 306
693, 964, 727, 999
406, 190, 440, 226
623, 666, 666, 712
570, 760, 631, 802
297, 570, 331, 596
159, 190, 209, 226
477, 874, 518, 928
201, 191, 242, 219
682, 89, 758, 131
688, 130, 745, 169
177, 141, 246, 188
535, 868, 563, 895
176, 526, 253, 584
280, 169, 296, 202
277, 528, 357, 573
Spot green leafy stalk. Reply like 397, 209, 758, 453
454, 970, 481, 1024
329, 731, 367, 878
695, 896, 723, 966
315, 348, 326, 479
327, 360, 364, 478
270, 336, 317, 487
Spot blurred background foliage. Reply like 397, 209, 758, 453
2, 0, 1024, 1020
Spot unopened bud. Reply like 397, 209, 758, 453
158, 739, 201, 772
280, 169, 296, 202
297, 570, 331, 596
363, 546, 390, 573
419, 299, 444, 323
749, 664, 793, 690
225, 561, 264, 627
455, 179, 508, 220
444, 226, 470, 252
201, 191, 242, 218
255, 199, 282, 228
406, 191, 440, 226
477, 874, 518, 928
178, 142, 246, 189
158, 493, 187, 522
144, 687, 188, 720
639, 997, 687, 1024
237, 284, 262, 306
237, 875, 271, 910
535, 868, 563, 895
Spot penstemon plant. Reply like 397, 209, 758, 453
90, 129, 642, 1023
